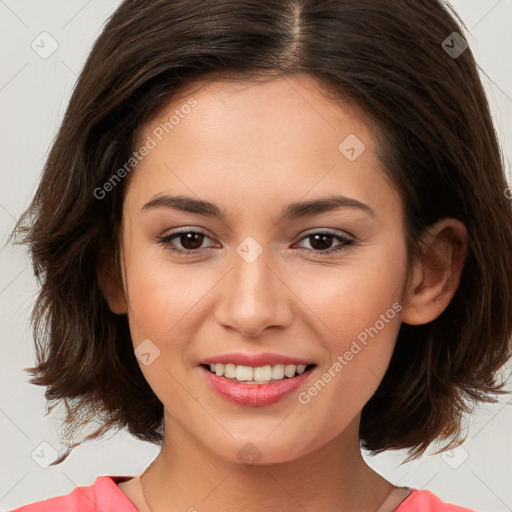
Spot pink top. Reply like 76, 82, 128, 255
10, 475, 478, 511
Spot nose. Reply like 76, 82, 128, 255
214, 244, 293, 338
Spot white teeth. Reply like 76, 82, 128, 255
206, 362, 312, 383
253, 365, 272, 381
296, 364, 306, 375
215, 363, 224, 376
284, 364, 296, 378
271, 364, 285, 380
235, 365, 254, 381
224, 363, 236, 379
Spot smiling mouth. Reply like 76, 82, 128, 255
201, 363, 316, 384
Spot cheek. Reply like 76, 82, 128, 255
292, 242, 406, 418
295, 241, 406, 347
122, 256, 211, 405
122, 238, 213, 342
295, 290, 403, 448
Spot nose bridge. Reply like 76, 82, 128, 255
216, 236, 291, 337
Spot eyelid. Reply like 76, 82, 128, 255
293, 229, 355, 256
157, 227, 356, 256
158, 227, 217, 251
298, 227, 354, 240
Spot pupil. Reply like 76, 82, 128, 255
310, 234, 332, 250
181, 232, 203, 250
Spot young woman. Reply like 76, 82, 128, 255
11, 0, 512, 511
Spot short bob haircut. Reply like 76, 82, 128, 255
14, 0, 512, 465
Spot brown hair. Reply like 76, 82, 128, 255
13, 0, 512, 464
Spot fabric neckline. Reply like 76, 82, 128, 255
104, 475, 140, 510
104, 475, 419, 512
394, 487, 420, 511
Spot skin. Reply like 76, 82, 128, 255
99, 74, 467, 512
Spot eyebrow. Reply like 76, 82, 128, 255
141, 194, 375, 221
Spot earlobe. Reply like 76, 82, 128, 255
401, 218, 468, 326
96, 249, 127, 315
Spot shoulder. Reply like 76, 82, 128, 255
9, 475, 138, 512
397, 488, 478, 512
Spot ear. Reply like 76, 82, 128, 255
96, 246, 127, 315
401, 218, 468, 326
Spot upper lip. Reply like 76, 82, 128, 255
200, 352, 315, 367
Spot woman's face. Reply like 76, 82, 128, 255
118, 75, 409, 464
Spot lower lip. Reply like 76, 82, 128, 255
200, 365, 315, 407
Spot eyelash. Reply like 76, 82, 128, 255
157, 229, 355, 257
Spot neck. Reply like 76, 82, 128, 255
140, 413, 394, 512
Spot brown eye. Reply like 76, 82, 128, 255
158, 229, 354, 258
158, 229, 215, 256
297, 231, 354, 256
176, 232, 205, 250
307, 233, 335, 251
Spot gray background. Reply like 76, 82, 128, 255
1, 1, 511, 510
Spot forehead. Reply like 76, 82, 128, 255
127, 75, 400, 223
137, 74, 371, 152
